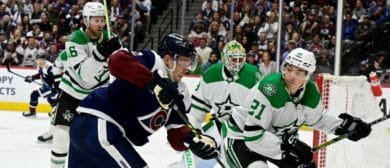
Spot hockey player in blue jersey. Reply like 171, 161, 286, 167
22, 53, 62, 117
68, 33, 218, 167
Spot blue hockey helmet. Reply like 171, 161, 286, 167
157, 33, 196, 60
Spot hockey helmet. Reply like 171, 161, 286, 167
284, 48, 316, 74
158, 33, 196, 69
36, 52, 48, 60
221, 40, 246, 76
82, 2, 105, 28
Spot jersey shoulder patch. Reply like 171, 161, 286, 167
202, 63, 224, 84
68, 29, 90, 45
237, 63, 262, 89
257, 73, 289, 108
300, 80, 321, 108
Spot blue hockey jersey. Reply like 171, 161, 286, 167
76, 49, 191, 146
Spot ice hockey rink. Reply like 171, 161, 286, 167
0, 110, 389, 168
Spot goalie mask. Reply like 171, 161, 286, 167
221, 40, 246, 77
283, 47, 316, 82
82, 2, 105, 28
158, 33, 197, 74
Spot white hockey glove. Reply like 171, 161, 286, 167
335, 113, 371, 141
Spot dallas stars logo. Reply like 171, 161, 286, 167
62, 110, 74, 122
214, 95, 239, 119
262, 83, 277, 96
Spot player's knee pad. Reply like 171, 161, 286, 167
52, 125, 70, 154
247, 160, 269, 168
30, 90, 40, 106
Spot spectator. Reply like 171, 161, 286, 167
258, 11, 278, 41
195, 37, 213, 66
252, 15, 264, 36
40, 13, 52, 32
355, 15, 375, 40
188, 22, 207, 47
343, 12, 358, 41
1, 41, 20, 65
241, 35, 252, 52
113, 15, 130, 48
369, 52, 387, 77
317, 14, 336, 41
306, 33, 325, 56
282, 40, 297, 62
246, 52, 258, 66
21, 14, 32, 35
243, 23, 258, 45
258, 50, 277, 76
300, 10, 319, 41
189, 12, 207, 33
353, 0, 368, 20
18, 36, 38, 67
206, 21, 226, 50
0, 29, 7, 52
202, 51, 220, 72
201, 0, 219, 12
30, 2, 43, 24
0, 14, 14, 34
137, 0, 152, 34
47, 42, 59, 62
258, 32, 268, 50
26, 22, 44, 40
201, 0, 215, 23
65, 5, 82, 31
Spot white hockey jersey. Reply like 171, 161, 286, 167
188, 63, 261, 128
59, 28, 110, 100
228, 73, 343, 160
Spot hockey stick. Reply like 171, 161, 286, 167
312, 113, 390, 152
172, 105, 227, 168
102, 0, 111, 38
6, 63, 42, 86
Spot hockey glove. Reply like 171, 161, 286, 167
184, 131, 218, 160
25, 76, 34, 83
334, 113, 372, 141
147, 71, 183, 110
96, 36, 121, 61
281, 133, 314, 167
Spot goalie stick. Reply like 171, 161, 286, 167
6, 63, 42, 86
312, 113, 390, 152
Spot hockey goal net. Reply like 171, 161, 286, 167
313, 73, 388, 168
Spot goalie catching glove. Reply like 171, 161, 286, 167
335, 113, 371, 141
184, 130, 218, 160
281, 132, 315, 168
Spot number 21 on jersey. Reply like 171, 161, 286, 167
248, 99, 266, 120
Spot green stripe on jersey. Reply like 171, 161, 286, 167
244, 132, 265, 142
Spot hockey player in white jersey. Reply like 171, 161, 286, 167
223, 48, 372, 168
170, 40, 261, 167
49, 2, 122, 167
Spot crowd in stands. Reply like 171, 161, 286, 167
186, 0, 389, 82
0, 0, 160, 66
0, 0, 389, 82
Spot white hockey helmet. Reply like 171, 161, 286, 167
284, 48, 316, 74
82, 2, 105, 28
221, 40, 246, 76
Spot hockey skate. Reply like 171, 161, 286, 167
22, 111, 36, 117
23, 107, 36, 117
37, 131, 53, 142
